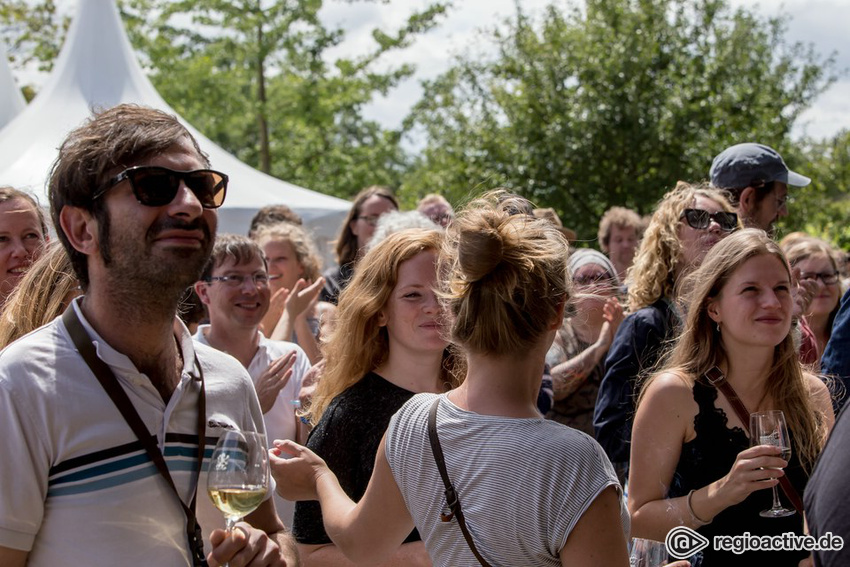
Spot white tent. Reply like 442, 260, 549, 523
0, 0, 350, 254
0, 43, 26, 130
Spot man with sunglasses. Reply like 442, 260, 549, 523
710, 142, 811, 233
0, 105, 298, 566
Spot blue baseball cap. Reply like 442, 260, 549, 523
710, 143, 810, 189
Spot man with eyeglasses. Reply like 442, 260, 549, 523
0, 105, 298, 566
710, 142, 810, 233
194, 234, 311, 529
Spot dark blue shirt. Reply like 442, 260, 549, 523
593, 297, 680, 465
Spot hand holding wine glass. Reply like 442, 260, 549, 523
208, 430, 270, 565
750, 410, 794, 518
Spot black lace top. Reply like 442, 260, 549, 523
667, 380, 808, 566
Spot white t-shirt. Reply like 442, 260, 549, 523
385, 393, 629, 567
194, 325, 310, 526
0, 299, 269, 566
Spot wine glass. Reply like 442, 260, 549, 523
750, 410, 794, 518
207, 430, 269, 563
629, 537, 668, 567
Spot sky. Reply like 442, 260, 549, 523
317, 0, 850, 144
8, 0, 850, 146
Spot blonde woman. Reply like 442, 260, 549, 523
629, 229, 833, 566
0, 186, 49, 304
292, 228, 459, 567
271, 193, 635, 566
253, 222, 335, 364
0, 241, 79, 348
594, 181, 740, 481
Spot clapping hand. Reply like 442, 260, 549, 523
255, 351, 296, 414
792, 267, 818, 319
285, 278, 325, 321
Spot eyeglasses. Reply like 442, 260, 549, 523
573, 273, 614, 286
799, 271, 839, 285
204, 274, 270, 287
356, 215, 381, 226
93, 166, 228, 209
680, 209, 738, 232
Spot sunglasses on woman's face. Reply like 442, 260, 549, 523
93, 166, 228, 209
680, 208, 738, 232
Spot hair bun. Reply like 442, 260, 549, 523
458, 226, 503, 282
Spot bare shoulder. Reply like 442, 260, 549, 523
805, 372, 830, 397
805, 372, 835, 427
640, 371, 694, 405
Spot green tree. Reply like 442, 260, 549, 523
400, 0, 835, 242
0, 0, 67, 75
786, 130, 850, 249
120, 0, 449, 197
4, 0, 450, 199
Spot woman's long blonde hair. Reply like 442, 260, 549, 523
639, 229, 828, 472
0, 241, 80, 348
305, 228, 461, 425
627, 181, 738, 311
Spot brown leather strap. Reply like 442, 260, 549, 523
63, 306, 209, 566
428, 398, 493, 567
705, 367, 805, 515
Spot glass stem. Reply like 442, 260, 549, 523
772, 485, 782, 510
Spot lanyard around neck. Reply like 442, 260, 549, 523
61, 306, 209, 566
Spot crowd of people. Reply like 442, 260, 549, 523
0, 102, 849, 567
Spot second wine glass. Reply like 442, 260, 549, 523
749, 410, 794, 518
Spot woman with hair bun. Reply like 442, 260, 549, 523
271, 191, 633, 566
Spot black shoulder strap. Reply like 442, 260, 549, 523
62, 306, 209, 566
428, 398, 493, 567
705, 366, 805, 515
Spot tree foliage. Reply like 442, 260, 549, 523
119, 0, 449, 198
0, 0, 67, 74
2, 0, 450, 199
400, 0, 835, 242
786, 130, 850, 249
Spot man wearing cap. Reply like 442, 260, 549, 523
710, 142, 811, 232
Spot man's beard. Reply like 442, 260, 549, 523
100, 211, 215, 307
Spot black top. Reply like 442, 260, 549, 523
319, 262, 355, 305
805, 401, 850, 566
293, 372, 421, 545
669, 380, 808, 566
594, 297, 680, 465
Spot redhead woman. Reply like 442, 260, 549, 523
628, 229, 834, 566
291, 228, 460, 567
594, 181, 739, 481
271, 192, 638, 566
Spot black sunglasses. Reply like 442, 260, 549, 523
680, 208, 738, 232
93, 166, 228, 209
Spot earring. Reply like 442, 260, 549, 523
716, 321, 721, 334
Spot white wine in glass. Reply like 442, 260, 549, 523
749, 410, 794, 518
207, 430, 269, 564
